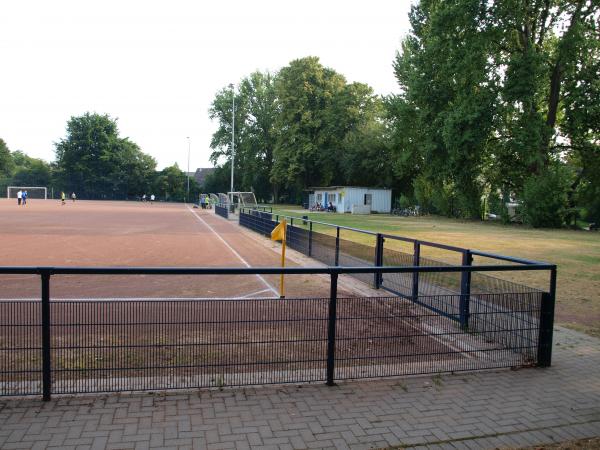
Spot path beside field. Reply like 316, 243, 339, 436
1, 326, 598, 450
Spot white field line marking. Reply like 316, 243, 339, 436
0, 297, 279, 302
242, 288, 273, 298
186, 206, 279, 298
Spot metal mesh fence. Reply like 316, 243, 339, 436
1, 290, 544, 397
238, 210, 377, 286
337, 236, 375, 286
48, 297, 329, 394
380, 237, 543, 326
0, 300, 42, 396
0, 275, 42, 396
334, 293, 541, 379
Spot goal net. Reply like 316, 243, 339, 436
209, 193, 220, 204
217, 193, 230, 205
229, 192, 258, 209
7, 186, 48, 200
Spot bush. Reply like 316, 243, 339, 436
521, 167, 570, 228
397, 194, 413, 209
413, 175, 435, 214
578, 180, 600, 224
431, 183, 455, 217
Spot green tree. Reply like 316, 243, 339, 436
0, 138, 14, 177
560, 3, 600, 223
271, 57, 347, 196
340, 91, 393, 188
54, 113, 156, 199
202, 164, 232, 194
153, 164, 189, 202
10, 151, 52, 187
389, 0, 599, 225
391, 0, 497, 219
0, 138, 15, 194
209, 71, 278, 202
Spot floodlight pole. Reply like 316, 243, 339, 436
229, 83, 235, 203
186, 137, 191, 203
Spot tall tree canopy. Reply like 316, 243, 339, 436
0, 138, 53, 196
54, 113, 157, 199
389, 0, 600, 224
209, 72, 278, 202
208, 58, 390, 203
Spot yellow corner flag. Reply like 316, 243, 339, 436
271, 220, 286, 242
271, 219, 287, 298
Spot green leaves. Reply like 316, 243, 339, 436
388, 0, 599, 226
208, 58, 388, 203
209, 72, 277, 202
54, 113, 157, 199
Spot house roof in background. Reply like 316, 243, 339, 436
193, 167, 216, 186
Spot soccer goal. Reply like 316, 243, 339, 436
217, 193, 230, 205
7, 186, 48, 199
229, 191, 258, 209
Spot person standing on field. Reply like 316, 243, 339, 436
61, 191, 66, 205
22, 190, 28, 206
150, 194, 155, 204
16, 190, 22, 206
71, 192, 76, 202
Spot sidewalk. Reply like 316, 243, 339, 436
1, 327, 599, 450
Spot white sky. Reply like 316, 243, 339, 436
0, 0, 412, 170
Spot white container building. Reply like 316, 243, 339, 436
307, 186, 392, 214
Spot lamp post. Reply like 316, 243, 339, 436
186, 136, 191, 203
229, 83, 235, 202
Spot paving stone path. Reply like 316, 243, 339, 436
0, 327, 599, 450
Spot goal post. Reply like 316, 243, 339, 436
7, 186, 48, 200
229, 191, 258, 209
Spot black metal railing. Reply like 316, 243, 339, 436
238, 209, 552, 328
0, 264, 555, 401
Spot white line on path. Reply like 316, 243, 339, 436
186, 206, 279, 298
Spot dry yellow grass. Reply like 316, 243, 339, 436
274, 207, 600, 337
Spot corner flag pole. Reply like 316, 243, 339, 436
280, 224, 286, 299
270, 219, 287, 299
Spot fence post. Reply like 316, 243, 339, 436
412, 242, 420, 301
374, 234, 384, 288
326, 271, 339, 386
334, 227, 340, 266
537, 267, 557, 367
459, 250, 473, 329
308, 221, 313, 257
41, 270, 52, 401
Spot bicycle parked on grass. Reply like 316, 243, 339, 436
391, 206, 420, 216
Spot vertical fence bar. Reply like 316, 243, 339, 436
308, 221, 313, 257
374, 234, 384, 288
326, 271, 338, 386
412, 241, 420, 301
335, 227, 340, 266
41, 270, 51, 401
537, 266, 557, 367
459, 250, 472, 329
